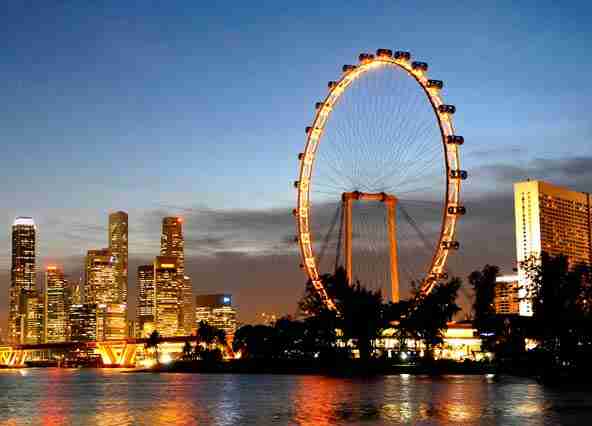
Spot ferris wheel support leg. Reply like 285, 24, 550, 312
386, 198, 400, 303
343, 196, 353, 285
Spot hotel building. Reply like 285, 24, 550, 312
514, 180, 592, 315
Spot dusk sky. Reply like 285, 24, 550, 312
2, 1, 591, 327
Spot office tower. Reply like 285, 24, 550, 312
97, 303, 127, 341
108, 211, 128, 304
195, 294, 237, 343
137, 264, 155, 337
182, 276, 193, 334
160, 217, 191, 334
69, 303, 98, 341
85, 249, 118, 304
8, 217, 36, 343
154, 256, 181, 337
514, 180, 592, 315
44, 266, 68, 343
494, 275, 520, 315
23, 291, 43, 344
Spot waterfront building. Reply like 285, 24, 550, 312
154, 256, 182, 336
23, 291, 44, 344
8, 217, 36, 343
514, 180, 592, 315
182, 276, 193, 335
97, 303, 127, 341
69, 303, 98, 341
137, 264, 155, 337
108, 211, 128, 304
44, 266, 68, 343
160, 217, 192, 334
195, 294, 237, 343
85, 248, 118, 304
494, 274, 520, 315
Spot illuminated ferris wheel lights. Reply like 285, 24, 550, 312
295, 49, 465, 306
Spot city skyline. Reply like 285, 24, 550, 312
2, 2, 592, 326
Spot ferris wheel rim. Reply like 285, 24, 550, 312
294, 51, 464, 309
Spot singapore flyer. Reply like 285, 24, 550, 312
294, 49, 467, 310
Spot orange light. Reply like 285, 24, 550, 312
177, 217, 183, 223
47, 266, 57, 271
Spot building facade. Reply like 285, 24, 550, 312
23, 291, 44, 344
9, 217, 36, 344
160, 217, 192, 334
514, 180, 592, 315
97, 303, 127, 341
154, 256, 181, 336
69, 303, 98, 342
44, 266, 68, 343
195, 294, 237, 343
137, 264, 155, 337
108, 211, 128, 304
85, 249, 118, 304
494, 274, 520, 315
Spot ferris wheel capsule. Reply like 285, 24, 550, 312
376, 48, 393, 58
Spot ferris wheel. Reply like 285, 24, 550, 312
293, 49, 466, 310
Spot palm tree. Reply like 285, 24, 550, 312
145, 330, 162, 364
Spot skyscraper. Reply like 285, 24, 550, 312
154, 256, 181, 337
137, 264, 155, 337
160, 217, 192, 334
23, 291, 43, 344
44, 266, 68, 343
514, 180, 592, 315
9, 217, 36, 344
85, 248, 118, 304
108, 211, 128, 304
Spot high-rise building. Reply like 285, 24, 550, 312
85, 249, 118, 304
97, 303, 127, 341
69, 303, 98, 342
154, 256, 181, 337
23, 291, 43, 344
44, 266, 68, 343
494, 275, 520, 315
195, 294, 237, 344
160, 217, 184, 271
137, 264, 155, 337
108, 211, 128, 304
9, 217, 36, 344
160, 217, 192, 334
514, 180, 592, 315
182, 276, 193, 335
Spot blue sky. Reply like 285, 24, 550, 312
1, 1, 591, 326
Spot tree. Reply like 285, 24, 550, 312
182, 341, 193, 360
524, 252, 592, 366
469, 264, 500, 351
145, 330, 161, 363
407, 278, 461, 358
299, 267, 387, 361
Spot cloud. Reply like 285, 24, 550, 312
477, 156, 592, 190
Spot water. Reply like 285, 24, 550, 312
1, 370, 591, 425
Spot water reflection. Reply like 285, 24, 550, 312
0, 370, 590, 425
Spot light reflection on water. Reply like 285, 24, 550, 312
0, 369, 591, 425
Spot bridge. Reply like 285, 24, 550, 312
0, 335, 200, 368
